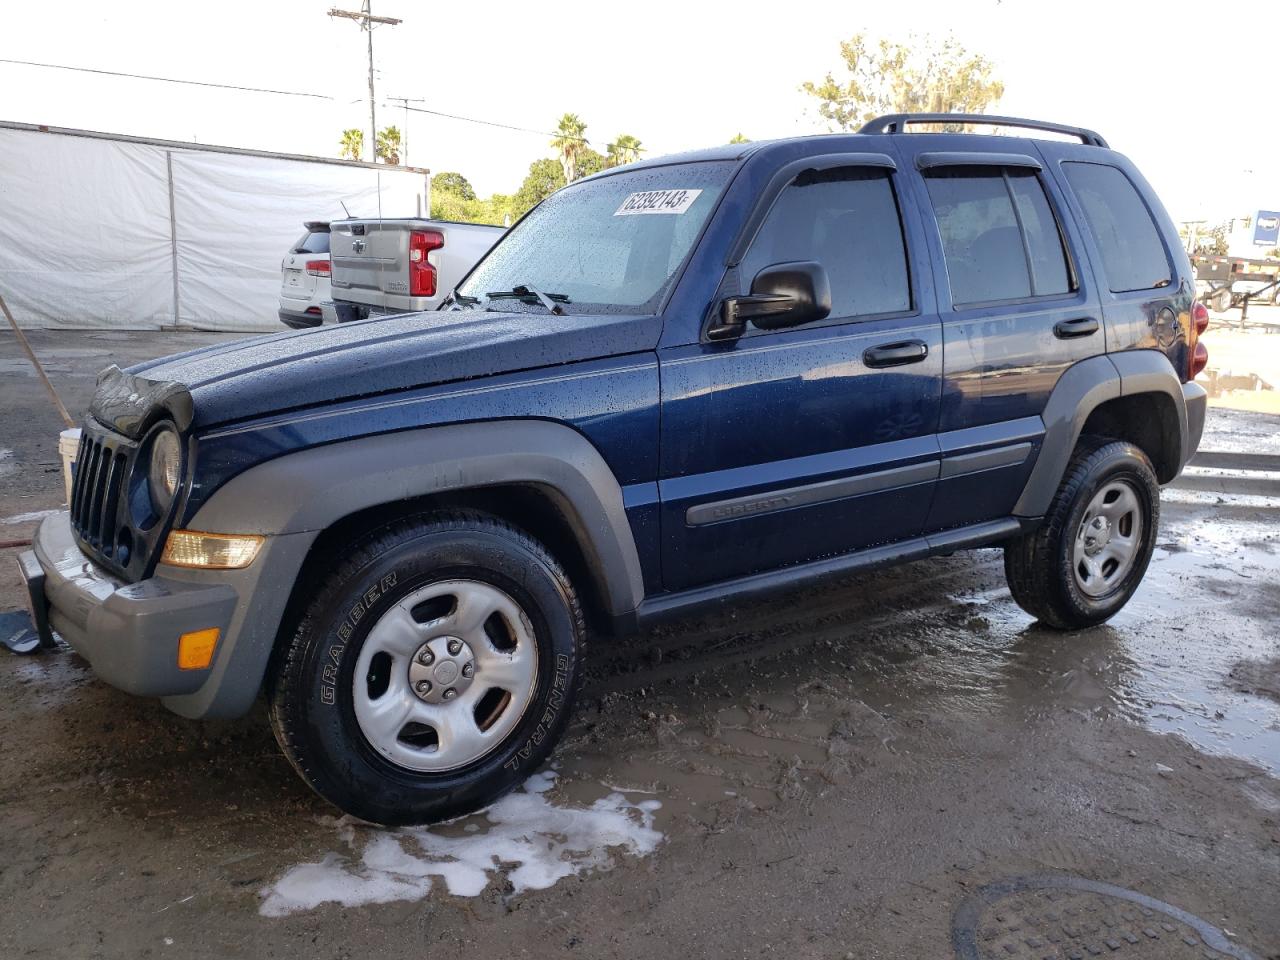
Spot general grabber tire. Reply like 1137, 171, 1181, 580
1003, 438, 1160, 631
267, 511, 584, 825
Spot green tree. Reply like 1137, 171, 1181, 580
487, 193, 516, 226
802, 33, 1004, 131
430, 190, 511, 226
606, 134, 644, 167
577, 147, 608, 179
376, 126, 402, 165
728, 133, 750, 144
432, 171, 476, 201
513, 158, 566, 217
550, 113, 589, 182
339, 128, 364, 161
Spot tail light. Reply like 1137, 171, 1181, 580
1189, 301, 1209, 379
305, 260, 331, 278
409, 230, 444, 298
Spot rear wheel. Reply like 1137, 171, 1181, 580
268, 511, 583, 825
1003, 438, 1159, 630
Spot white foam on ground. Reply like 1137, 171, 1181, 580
1, 508, 60, 525
259, 771, 663, 917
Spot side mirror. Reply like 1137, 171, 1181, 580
708, 261, 832, 340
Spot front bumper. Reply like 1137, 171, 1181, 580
19, 512, 237, 697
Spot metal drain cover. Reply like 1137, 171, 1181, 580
952, 874, 1260, 960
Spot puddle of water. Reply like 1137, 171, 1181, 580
259, 771, 662, 917
1115, 506, 1280, 773
941, 506, 1280, 776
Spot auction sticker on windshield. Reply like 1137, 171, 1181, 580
614, 189, 703, 216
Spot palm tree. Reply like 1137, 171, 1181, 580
339, 128, 364, 161
729, 133, 750, 144
550, 113, 588, 182
606, 134, 644, 167
376, 126, 402, 165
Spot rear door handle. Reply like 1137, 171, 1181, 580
864, 339, 928, 368
1054, 317, 1099, 339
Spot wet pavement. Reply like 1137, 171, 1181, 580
1, 330, 1279, 959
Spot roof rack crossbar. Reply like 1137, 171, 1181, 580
858, 113, 1109, 149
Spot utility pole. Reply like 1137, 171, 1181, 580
328, 2, 401, 163
386, 95, 425, 165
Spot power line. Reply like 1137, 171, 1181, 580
385, 95, 425, 165
1, 55, 594, 148
0, 57, 334, 100
390, 102, 591, 144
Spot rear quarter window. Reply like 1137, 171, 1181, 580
292, 231, 331, 255
1062, 162, 1171, 293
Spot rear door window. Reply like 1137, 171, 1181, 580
1062, 162, 1171, 293
740, 167, 911, 320
924, 167, 1073, 307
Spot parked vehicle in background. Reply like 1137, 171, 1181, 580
278, 222, 336, 328
329, 218, 505, 321
21, 114, 1207, 827
1193, 253, 1280, 310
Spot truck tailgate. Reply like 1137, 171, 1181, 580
329, 222, 411, 309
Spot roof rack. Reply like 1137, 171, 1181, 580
858, 113, 1109, 149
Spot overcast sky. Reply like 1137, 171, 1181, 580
4, 0, 1275, 224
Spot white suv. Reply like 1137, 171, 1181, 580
278, 222, 337, 328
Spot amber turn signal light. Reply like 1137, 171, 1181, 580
177, 628, 220, 670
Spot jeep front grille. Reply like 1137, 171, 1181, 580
69, 429, 131, 564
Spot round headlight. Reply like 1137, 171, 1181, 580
148, 427, 182, 514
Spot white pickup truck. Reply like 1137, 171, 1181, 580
329, 218, 505, 321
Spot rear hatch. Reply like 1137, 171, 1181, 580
330, 219, 431, 309
281, 223, 331, 301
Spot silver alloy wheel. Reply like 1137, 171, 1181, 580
352, 579, 539, 772
1072, 480, 1143, 599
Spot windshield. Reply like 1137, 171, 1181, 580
456, 161, 734, 314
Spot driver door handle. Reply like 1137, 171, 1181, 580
1054, 316, 1099, 339
864, 339, 928, 368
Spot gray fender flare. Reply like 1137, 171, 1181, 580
163, 420, 644, 719
1109, 350, 1193, 471
1013, 351, 1189, 517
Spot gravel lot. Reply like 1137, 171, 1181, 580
2, 329, 1278, 959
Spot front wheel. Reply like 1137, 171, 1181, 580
1004, 439, 1160, 630
268, 512, 584, 825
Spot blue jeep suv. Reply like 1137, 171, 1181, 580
20, 114, 1208, 824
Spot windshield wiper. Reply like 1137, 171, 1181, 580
441, 289, 481, 310
486, 283, 569, 316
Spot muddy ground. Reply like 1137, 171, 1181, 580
1, 330, 1279, 959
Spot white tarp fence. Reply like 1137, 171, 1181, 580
0, 124, 429, 331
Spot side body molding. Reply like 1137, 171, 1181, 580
1013, 351, 1191, 517
167, 421, 646, 719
